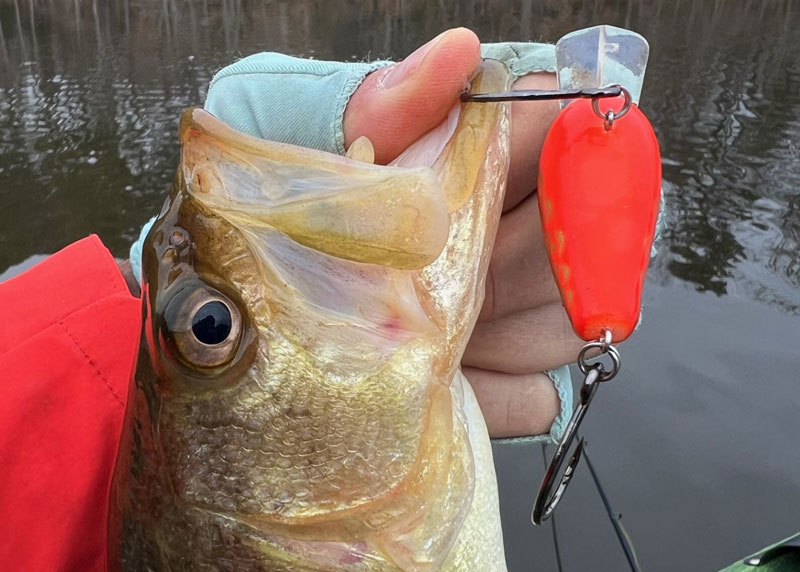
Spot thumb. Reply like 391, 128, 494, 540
344, 28, 481, 165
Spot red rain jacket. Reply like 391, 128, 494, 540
0, 236, 141, 571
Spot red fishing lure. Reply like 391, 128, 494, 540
461, 79, 662, 527
538, 95, 661, 342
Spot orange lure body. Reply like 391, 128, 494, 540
538, 97, 661, 342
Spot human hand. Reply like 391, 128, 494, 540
343, 28, 584, 438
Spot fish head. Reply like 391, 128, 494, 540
114, 60, 512, 571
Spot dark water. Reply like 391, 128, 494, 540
1, 1, 799, 570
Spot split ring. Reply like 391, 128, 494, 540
578, 343, 621, 381
592, 85, 632, 129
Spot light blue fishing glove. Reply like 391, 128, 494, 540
202, 42, 557, 152
130, 41, 572, 444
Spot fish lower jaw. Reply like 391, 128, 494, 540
180, 502, 460, 571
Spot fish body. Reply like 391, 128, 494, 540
109, 60, 512, 571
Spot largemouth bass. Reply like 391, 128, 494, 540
109, 60, 512, 571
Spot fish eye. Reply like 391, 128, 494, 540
161, 282, 243, 370
191, 301, 233, 345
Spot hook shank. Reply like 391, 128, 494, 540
461, 85, 623, 103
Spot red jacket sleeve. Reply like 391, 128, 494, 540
0, 235, 141, 572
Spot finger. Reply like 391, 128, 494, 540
504, 72, 560, 212
464, 302, 584, 374
464, 368, 560, 438
343, 27, 481, 165
480, 192, 561, 322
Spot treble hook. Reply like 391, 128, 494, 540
532, 331, 621, 525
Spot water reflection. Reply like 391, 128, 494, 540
0, 0, 799, 304
637, 0, 800, 311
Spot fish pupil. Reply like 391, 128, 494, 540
191, 301, 232, 345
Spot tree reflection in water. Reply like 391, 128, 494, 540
0, 0, 799, 312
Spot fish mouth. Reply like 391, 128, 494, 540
178, 107, 451, 271
177, 107, 455, 346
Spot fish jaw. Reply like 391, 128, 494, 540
179, 107, 451, 270
111, 60, 512, 571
